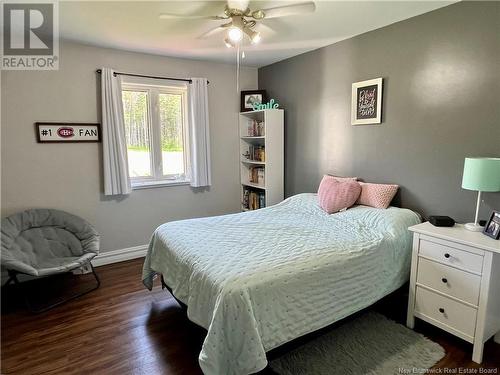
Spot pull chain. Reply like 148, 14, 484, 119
236, 44, 240, 93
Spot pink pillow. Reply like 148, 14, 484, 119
318, 176, 362, 214
356, 182, 399, 209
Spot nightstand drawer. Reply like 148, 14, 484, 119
419, 239, 483, 274
415, 286, 477, 338
416, 257, 481, 305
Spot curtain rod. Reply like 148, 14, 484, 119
95, 69, 209, 84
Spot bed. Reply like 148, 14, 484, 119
142, 193, 421, 375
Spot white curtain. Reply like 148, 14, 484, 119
101, 68, 131, 195
188, 78, 211, 187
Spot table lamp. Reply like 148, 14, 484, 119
461, 157, 500, 231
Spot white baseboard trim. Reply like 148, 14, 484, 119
92, 244, 148, 268
0, 245, 148, 284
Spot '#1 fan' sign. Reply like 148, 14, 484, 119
36, 123, 101, 143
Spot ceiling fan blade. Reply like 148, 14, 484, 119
197, 25, 227, 39
256, 22, 276, 36
159, 13, 224, 20
261, 2, 316, 19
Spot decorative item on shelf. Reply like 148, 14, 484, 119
35, 122, 101, 143
461, 157, 500, 231
242, 151, 251, 160
241, 90, 267, 112
256, 146, 265, 161
483, 211, 500, 240
253, 98, 280, 111
246, 119, 265, 136
257, 121, 265, 136
351, 78, 383, 125
247, 120, 254, 136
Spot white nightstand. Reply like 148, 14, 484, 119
406, 222, 500, 363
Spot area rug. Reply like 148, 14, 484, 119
269, 311, 445, 375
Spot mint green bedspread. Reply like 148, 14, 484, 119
142, 193, 421, 374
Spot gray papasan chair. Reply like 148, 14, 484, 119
1, 208, 100, 313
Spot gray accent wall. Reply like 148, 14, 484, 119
1, 41, 257, 253
259, 1, 500, 222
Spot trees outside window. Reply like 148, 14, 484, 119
122, 83, 188, 186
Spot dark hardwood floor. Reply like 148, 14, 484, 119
2, 258, 499, 374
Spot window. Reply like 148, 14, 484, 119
122, 82, 189, 188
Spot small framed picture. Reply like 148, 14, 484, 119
351, 78, 383, 125
483, 211, 500, 240
241, 90, 267, 112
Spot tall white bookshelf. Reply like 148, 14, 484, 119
239, 109, 284, 211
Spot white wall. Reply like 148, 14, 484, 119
1, 41, 258, 253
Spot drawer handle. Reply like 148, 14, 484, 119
439, 308, 445, 314
444, 253, 450, 258
441, 278, 448, 283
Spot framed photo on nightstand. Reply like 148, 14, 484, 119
483, 211, 500, 240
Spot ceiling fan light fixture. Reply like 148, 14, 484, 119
228, 26, 243, 42
252, 33, 262, 44
224, 37, 235, 48
251, 31, 261, 44
243, 27, 261, 44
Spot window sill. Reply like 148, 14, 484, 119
131, 179, 190, 190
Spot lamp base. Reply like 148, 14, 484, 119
464, 222, 484, 232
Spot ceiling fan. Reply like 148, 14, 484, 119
159, 1, 316, 47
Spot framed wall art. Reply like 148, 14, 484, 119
35, 122, 101, 143
351, 78, 383, 125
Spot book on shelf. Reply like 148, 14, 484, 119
242, 188, 250, 208
246, 119, 265, 137
242, 187, 266, 211
257, 168, 265, 185
249, 166, 265, 185
245, 145, 265, 162
259, 193, 266, 209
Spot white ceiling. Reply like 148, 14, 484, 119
59, 1, 454, 67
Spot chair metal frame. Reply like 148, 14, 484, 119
4, 262, 100, 314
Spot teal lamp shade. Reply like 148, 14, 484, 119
461, 157, 500, 192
